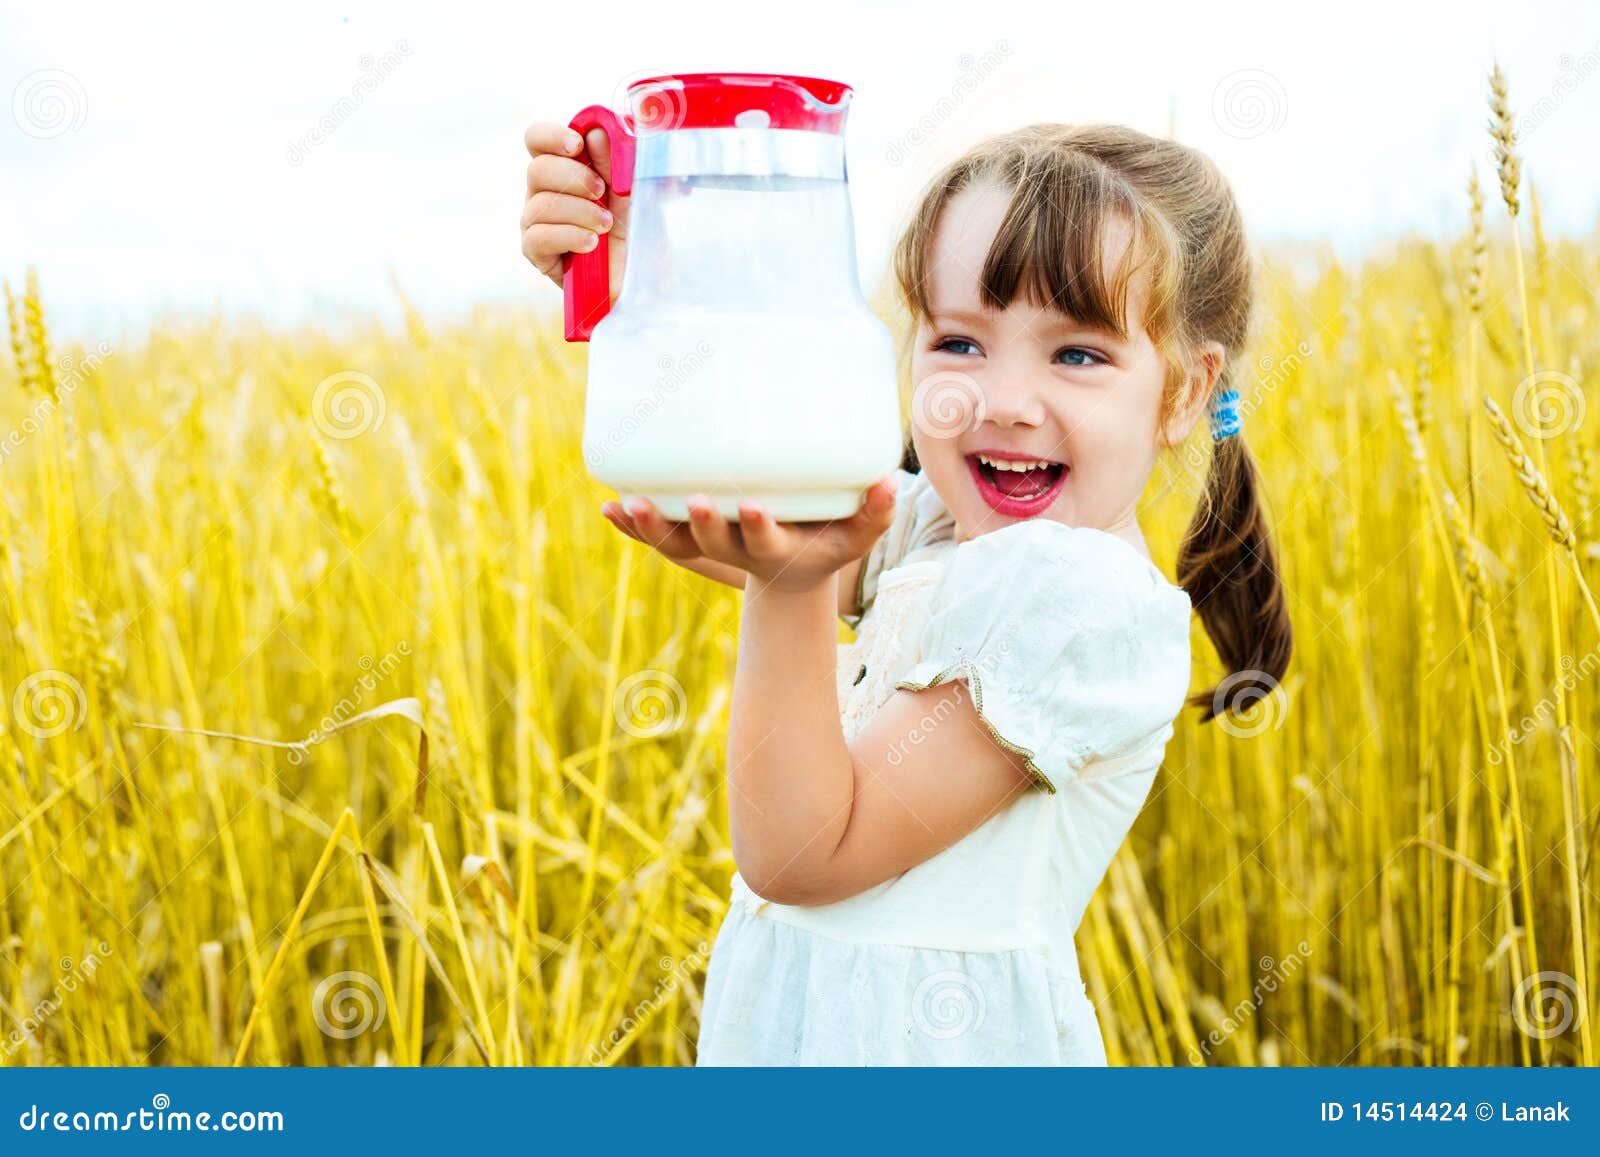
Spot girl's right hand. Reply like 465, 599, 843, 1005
520, 121, 629, 302
604, 482, 896, 598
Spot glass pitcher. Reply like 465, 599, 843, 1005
563, 72, 903, 522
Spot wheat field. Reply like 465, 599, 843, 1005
1, 68, 1597, 1066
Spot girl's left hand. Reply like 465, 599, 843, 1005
608, 478, 897, 594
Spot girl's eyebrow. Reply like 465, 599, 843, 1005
1043, 315, 1128, 344
928, 306, 990, 323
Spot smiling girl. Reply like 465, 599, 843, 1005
523, 119, 1292, 1064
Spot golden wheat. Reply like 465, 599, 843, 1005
1, 63, 1597, 1067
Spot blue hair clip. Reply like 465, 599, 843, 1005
1208, 387, 1242, 442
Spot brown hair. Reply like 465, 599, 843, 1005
889, 123, 1291, 722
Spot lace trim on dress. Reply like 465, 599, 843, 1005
893, 654, 1065, 795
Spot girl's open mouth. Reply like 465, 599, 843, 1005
965, 451, 1068, 517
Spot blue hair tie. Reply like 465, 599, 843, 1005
1208, 387, 1241, 442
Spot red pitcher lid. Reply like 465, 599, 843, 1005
624, 72, 852, 134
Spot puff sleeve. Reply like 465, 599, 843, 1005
842, 469, 957, 630
892, 520, 1193, 792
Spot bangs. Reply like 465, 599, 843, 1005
898, 147, 1182, 347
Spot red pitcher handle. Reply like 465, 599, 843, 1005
563, 104, 637, 342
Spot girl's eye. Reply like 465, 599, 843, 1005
932, 336, 1104, 365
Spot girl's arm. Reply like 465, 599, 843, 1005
615, 485, 1036, 908
729, 574, 1034, 905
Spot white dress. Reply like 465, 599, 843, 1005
694, 468, 1194, 1065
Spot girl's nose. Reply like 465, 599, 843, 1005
976, 369, 1048, 428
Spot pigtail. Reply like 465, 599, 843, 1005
1177, 430, 1292, 721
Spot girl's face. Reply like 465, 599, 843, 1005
909, 181, 1217, 548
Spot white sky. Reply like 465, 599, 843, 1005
3, 0, 1598, 342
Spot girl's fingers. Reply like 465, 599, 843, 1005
609, 497, 702, 559
627, 498, 703, 559
525, 121, 584, 160
813, 478, 897, 554
522, 223, 599, 272
522, 188, 612, 233
580, 129, 631, 232
583, 127, 614, 188
601, 502, 642, 541
846, 479, 898, 537
737, 501, 788, 560
685, 495, 737, 560
864, 477, 898, 517
605, 510, 648, 546
527, 152, 607, 200
614, 484, 894, 580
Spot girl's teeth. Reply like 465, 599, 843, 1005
977, 454, 1057, 472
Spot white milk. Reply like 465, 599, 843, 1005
582, 309, 904, 521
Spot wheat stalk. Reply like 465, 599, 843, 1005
1488, 62, 1521, 218
1414, 313, 1434, 439
3, 280, 35, 393
1440, 488, 1489, 610
1465, 167, 1488, 317
1482, 395, 1575, 547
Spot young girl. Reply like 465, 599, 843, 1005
522, 120, 1292, 1065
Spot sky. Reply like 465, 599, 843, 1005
2, 0, 1598, 343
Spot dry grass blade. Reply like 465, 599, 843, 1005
360, 852, 492, 1065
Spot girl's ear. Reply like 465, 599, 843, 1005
1159, 340, 1226, 448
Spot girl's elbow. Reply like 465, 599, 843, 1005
741, 867, 817, 906
738, 860, 843, 907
